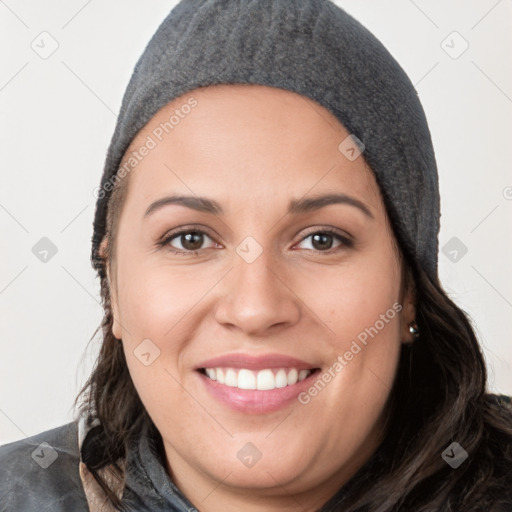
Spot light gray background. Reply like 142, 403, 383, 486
1, 0, 511, 446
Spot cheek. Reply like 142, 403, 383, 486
116, 259, 208, 342
298, 248, 402, 406
304, 253, 401, 347
115, 264, 199, 417
114, 259, 221, 404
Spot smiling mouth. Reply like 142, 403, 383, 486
198, 367, 320, 391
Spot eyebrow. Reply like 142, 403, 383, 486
144, 193, 374, 219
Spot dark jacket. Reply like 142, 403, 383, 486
0, 417, 196, 511
0, 421, 89, 511
1, 395, 511, 511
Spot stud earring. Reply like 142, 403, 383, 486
409, 322, 419, 338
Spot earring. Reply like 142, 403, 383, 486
408, 322, 419, 338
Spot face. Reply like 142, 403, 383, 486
102, 84, 415, 511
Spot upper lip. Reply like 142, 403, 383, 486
196, 353, 317, 371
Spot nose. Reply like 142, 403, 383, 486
214, 250, 301, 336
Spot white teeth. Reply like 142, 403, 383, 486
287, 368, 298, 385
225, 368, 237, 387
203, 367, 312, 390
298, 369, 309, 382
257, 369, 275, 390
275, 369, 288, 388
238, 369, 256, 389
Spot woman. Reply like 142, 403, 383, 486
1, 1, 511, 511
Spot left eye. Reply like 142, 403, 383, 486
296, 230, 351, 252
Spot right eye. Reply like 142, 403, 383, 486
159, 228, 220, 254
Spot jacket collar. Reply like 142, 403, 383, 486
78, 410, 196, 511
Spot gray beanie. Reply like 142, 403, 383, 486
91, 0, 440, 281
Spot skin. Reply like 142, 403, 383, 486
100, 84, 416, 511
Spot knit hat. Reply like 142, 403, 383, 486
91, 0, 440, 281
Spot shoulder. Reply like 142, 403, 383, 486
0, 421, 88, 512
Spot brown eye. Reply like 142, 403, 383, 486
296, 229, 353, 253
160, 229, 217, 253
177, 231, 205, 251
311, 233, 335, 251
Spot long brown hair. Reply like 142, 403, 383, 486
75, 171, 512, 511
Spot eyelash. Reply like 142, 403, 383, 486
157, 225, 353, 255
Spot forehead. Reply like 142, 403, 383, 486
119, 84, 381, 213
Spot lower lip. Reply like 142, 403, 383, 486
197, 370, 318, 414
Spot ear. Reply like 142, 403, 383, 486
99, 237, 123, 340
400, 269, 417, 344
